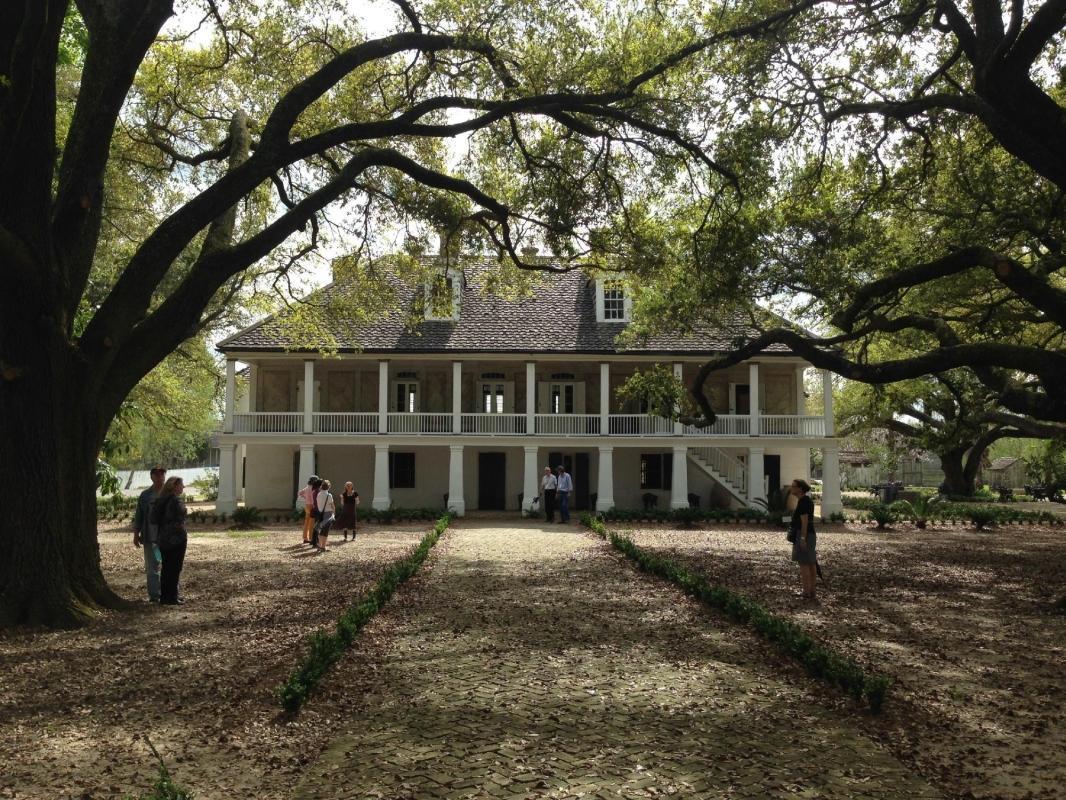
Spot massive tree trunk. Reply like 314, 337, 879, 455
0, 270, 123, 627
939, 443, 990, 498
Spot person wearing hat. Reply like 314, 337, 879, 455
297, 475, 320, 544
133, 466, 166, 602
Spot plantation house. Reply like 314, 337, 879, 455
214, 257, 842, 517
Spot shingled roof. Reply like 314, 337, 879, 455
217, 256, 797, 356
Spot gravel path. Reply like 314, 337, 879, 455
295, 520, 936, 799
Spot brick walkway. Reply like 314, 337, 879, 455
294, 521, 937, 799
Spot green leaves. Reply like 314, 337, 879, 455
581, 515, 893, 713
278, 513, 453, 712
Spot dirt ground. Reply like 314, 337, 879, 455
0, 520, 429, 799
627, 522, 1066, 800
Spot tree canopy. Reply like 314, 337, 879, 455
618, 0, 1066, 436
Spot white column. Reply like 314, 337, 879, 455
748, 361, 760, 436
298, 444, 315, 485
600, 362, 610, 435
822, 369, 835, 436
747, 446, 766, 507
523, 446, 539, 513
452, 360, 462, 433
795, 365, 806, 416
525, 361, 536, 435
216, 443, 238, 513
303, 359, 314, 433
596, 446, 615, 511
372, 443, 390, 510
223, 359, 236, 433
247, 364, 258, 412
821, 445, 842, 518
378, 360, 389, 434
670, 445, 689, 509
673, 362, 684, 435
447, 445, 465, 516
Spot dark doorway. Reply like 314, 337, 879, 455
574, 452, 590, 510
735, 384, 751, 414
478, 452, 507, 510
547, 451, 590, 510
764, 454, 782, 504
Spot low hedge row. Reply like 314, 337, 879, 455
581, 513, 891, 713
850, 501, 1063, 528
277, 512, 453, 712
600, 507, 771, 525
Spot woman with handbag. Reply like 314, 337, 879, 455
788, 478, 818, 601
151, 476, 189, 606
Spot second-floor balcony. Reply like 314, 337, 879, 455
228, 411, 827, 437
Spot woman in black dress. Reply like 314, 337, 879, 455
337, 481, 360, 541
788, 478, 818, 601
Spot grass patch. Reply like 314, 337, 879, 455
277, 512, 453, 712
225, 529, 270, 539
581, 512, 891, 713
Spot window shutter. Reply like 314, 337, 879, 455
574, 382, 586, 414
505, 381, 515, 413
537, 381, 549, 413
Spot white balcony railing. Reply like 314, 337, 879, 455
682, 415, 752, 436
225, 411, 828, 438
689, 446, 748, 494
387, 412, 453, 434
232, 412, 302, 433
608, 414, 676, 436
313, 412, 378, 433
461, 414, 527, 434
759, 415, 826, 437
535, 414, 601, 435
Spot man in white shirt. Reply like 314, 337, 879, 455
540, 466, 557, 522
555, 465, 574, 523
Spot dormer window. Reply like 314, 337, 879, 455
595, 279, 631, 322
425, 272, 461, 321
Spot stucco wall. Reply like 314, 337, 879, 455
244, 444, 295, 508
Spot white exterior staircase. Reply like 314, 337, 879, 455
688, 447, 748, 507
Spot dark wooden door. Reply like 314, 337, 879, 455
735, 385, 751, 414
478, 452, 507, 510
574, 452, 590, 510
764, 454, 782, 504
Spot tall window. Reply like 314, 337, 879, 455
389, 452, 416, 488
640, 453, 673, 490
482, 383, 506, 413
603, 282, 626, 320
550, 383, 575, 414
394, 381, 418, 412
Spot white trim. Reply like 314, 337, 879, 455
424, 273, 461, 321
595, 278, 631, 322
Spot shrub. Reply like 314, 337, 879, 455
868, 503, 897, 530
230, 506, 263, 529
966, 505, 1000, 531
580, 517, 890, 713
191, 471, 219, 501
278, 512, 452, 711
827, 511, 846, 523
891, 494, 943, 530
